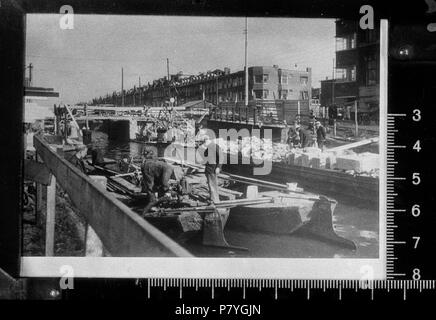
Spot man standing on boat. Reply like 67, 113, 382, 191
201, 138, 223, 203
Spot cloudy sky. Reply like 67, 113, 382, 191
26, 14, 335, 104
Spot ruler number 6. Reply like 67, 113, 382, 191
412, 172, 420, 185
412, 109, 421, 122
411, 204, 420, 217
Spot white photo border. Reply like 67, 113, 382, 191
20, 19, 388, 280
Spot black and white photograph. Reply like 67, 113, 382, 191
20, 13, 386, 279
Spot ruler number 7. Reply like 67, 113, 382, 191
412, 236, 420, 249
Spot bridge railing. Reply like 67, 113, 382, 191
33, 134, 193, 257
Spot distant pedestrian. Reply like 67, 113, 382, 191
295, 124, 310, 148
315, 121, 326, 150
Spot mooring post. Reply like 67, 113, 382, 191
45, 175, 56, 256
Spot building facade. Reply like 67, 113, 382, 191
92, 66, 312, 108
320, 19, 380, 123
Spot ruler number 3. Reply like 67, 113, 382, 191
412, 109, 421, 122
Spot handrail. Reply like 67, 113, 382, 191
34, 134, 193, 257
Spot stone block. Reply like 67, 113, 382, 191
309, 157, 321, 169
336, 155, 362, 172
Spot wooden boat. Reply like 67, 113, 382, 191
84, 155, 356, 250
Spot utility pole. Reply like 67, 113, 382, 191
354, 100, 358, 136
167, 58, 170, 101
331, 58, 335, 109
139, 76, 141, 105
216, 75, 219, 105
244, 17, 249, 106
121, 67, 124, 107
29, 63, 33, 86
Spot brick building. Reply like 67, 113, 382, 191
92, 65, 312, 108
320, 19, 380, 123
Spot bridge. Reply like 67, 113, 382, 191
59, 104, 202, 141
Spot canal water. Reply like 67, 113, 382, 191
91, 130, 379, 259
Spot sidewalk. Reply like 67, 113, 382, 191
335, 120, 379, 133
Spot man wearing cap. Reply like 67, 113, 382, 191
315, 121, 327, 150
295, 124, 310, 148
140, 149, 175, 213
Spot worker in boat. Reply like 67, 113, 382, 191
295, 124, 310, 148
69, 144, 88, 173
87, 146, 105, 166
195, 123, 203, 136
286, 127, 298, 149
315, 120, 327, 150
201, 138, 223, 203
140, 148, 175, 213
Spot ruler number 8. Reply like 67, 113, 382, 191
412, 109, 421, 122
412, 268, 421, 280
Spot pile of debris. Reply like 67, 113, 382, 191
207, 137, 379, 178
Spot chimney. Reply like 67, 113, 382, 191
224, 67, 230, 75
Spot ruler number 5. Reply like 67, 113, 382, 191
412, 172, 421, 185
412, 109, 421, 122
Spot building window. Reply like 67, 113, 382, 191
363, 29, 377, 43
263, 90, 269, 99
300, 76, 308, 85
280, 75, 288, 84
280, 89, 288, 99
350, 66, 356, 81
254, 74, 269, 83
253, 90, 263, 99
336, 66, 356, 82
300, 91, 309, 100
365, 54, 377, 86
336, 33, 357, 51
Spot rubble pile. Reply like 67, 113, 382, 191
196, 133, 380, 178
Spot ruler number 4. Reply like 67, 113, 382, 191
413, 140, 421, 152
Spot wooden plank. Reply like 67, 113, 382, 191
327, 137, 379, 152
109, 176, 141, 193
24, 159, 52, 186
34, 135, 192, 257
45, 176, 56, 256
